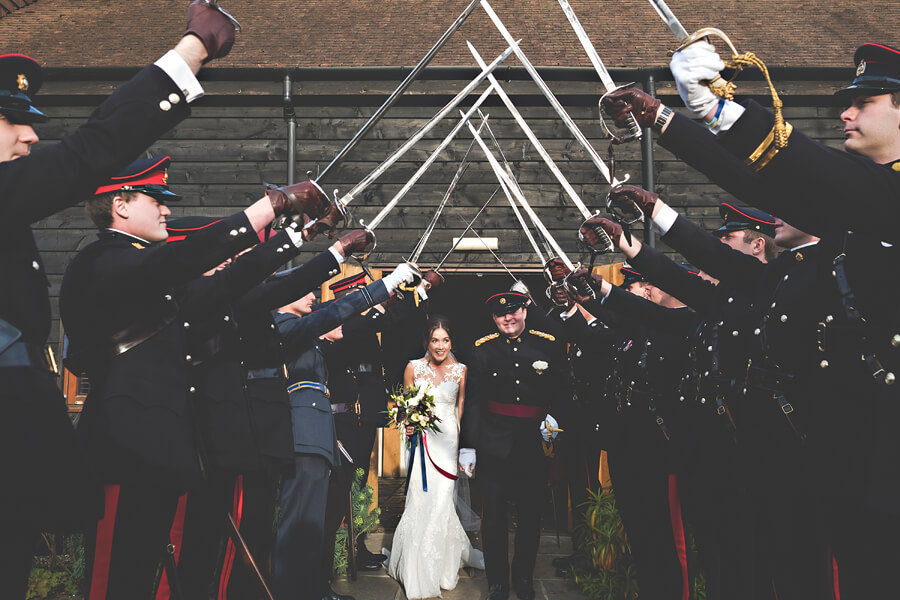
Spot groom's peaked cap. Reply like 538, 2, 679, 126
486, 291, 529, 316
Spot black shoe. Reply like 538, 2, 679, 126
487, 583, 509, 600
513, 578, 535, 600
321, 588, 355, 600
356, 544, 387, 570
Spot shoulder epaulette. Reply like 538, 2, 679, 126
528, 329, 556, 342
475, 332, 500, 347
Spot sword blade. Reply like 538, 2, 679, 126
467, 119, 575, 271
467, 42, 592, 220
555, 0, 642, 139
316, 0, 483, 183
338, 42, 517, 208
226, 513, 275, 600
434, 186, 502, 272
647, 0, 690, 41
480, 1, 624, 187
362, 84, 495, 232
408, 123, 484, 264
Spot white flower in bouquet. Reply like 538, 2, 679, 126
410, 412, 421, 423
532, 360, 549, 374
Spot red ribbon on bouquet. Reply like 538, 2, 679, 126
422, 432, 458, 481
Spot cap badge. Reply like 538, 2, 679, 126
794, 251, 804, 262
162, 170, 169, 185
857, 60, 866, 76
16, 74, 28, 92
499, 297, 507, 304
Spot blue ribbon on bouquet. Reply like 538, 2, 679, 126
404, 431, 428, 495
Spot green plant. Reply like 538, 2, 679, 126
27, 533, 86, 599
333, 467, 381, 576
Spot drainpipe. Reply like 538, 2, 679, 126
642, 73, 657, 248
283, 73, 296, 185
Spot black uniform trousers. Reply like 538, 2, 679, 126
84, 482, 181, 600
274, 454, 331, 600
478, 452, 549, 589
223, 470, 280, 600
556, 398, 601, 548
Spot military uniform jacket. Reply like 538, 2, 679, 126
275, 279, 391, 466
59, 215, 260, 489
461, 327, 571, 464
178, 235, 338, 472
660, 108, 900, 506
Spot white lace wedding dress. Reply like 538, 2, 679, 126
386, 358, 485, 598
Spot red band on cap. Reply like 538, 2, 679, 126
94, 156, 170, 195
720, 202, 776, 226
485, 292, 529, 305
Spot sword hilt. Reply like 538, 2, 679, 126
675, 27, 741, 100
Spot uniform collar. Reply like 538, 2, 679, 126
102, 227, 152, 246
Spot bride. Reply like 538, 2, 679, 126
386, 317, 485, 598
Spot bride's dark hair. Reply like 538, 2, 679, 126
423, 315, 452, 350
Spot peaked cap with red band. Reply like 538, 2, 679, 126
715, 202, 777, 238
620, 263, 645, 288
837, 43, 900, 100
329, 272, 367, 294
0, 54, 47, 123
94, 156, 181, 202
486, 291, 529, 315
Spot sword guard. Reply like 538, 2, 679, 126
598, 82, 644, 145
577, 214, 615, 255
674, 27, 740, 100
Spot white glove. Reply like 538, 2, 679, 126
670, 40, 724, 120
416, 281, 429, 301
540, 414, 559, 442
382, 262, 419, 293
458, 448, 476, 478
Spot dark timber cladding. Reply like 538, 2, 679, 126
33, 66, 850, 343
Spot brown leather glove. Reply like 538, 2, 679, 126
421, 270, 444, 292
544, 257, 571, 282
266, 181, 330, 221
302, 199, 345, 242
580, 216, 623, 247
549, 283, 573, 308
185, 1, 237, 64
590, 272, 605, 289
600, 87, 661, 130
565, 268, 595, 304
609, 185, 658, 221
336, 229, 374, 256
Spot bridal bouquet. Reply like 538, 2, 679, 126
386, 383, 445, 493
387, 383, 442, 438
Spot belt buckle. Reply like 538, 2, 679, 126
354, 399, 361, 416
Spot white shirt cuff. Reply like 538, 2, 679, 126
600, 286, 612, 303
653, 203, 679, 236
284, 225, 304, 249
154, 50, 204, 103
328, 246, 345, 264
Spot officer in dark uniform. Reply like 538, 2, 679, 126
547, 286, 618, 576
156, 217, 365, 600
273, 263, 419, 600
460, 291, 571, 600
602, 41, 900, 598
0, 4, 238, 594
59, 156, 328, 599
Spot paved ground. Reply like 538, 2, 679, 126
333, 531, 589, 600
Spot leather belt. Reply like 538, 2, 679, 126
487, 400, 545, 419
331, 402, 356, 414
287, 381, 330, 398
0, 341, 58, 374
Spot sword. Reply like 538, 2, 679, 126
555, 0, 642, 143
646, 0, 738, 98
226, 513, 275, 600
433, 186, 502, 272
335, 43, 518, 210
407, 130, 482, 266
315, 0, 483, 183
479, 1, 627, 187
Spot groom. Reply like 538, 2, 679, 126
460, 291, 572, 600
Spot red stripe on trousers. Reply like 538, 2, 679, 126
218, 475, 244, 600
667, 474, 689, 600
155, 492, 189, 600
88, 485, 121, 600
833, 554, 840, 600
